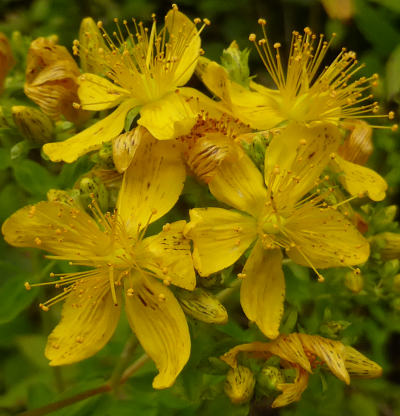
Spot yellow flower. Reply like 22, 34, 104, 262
43, 5, 216, 163
197, 25, 397, 131
185, 122, 369, 339
0, 32, 15, 93
24, 37, 89, 124
221, 333, 382, 408
2, 133, 195, 389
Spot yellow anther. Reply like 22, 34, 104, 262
258, 18, 266, 25
317, 274, 325, 282
172, 3, 178, 10
97, 21, 103, 28
76, 336, 84, 343
162, 267, 168, 275
329, 152, 336, 159
163, 278, 171, 286
50, 272, 55, 278
389, 111, 395, 120
354, 268, 361, 275
299, 138, 307, 145
273, 42, 281, 48
39, 303, 49, 312
194, 17, 201, 24
203, 18, 211, 26
162, 223, 171, 232
273, 165, 280, 174
249, 33, 256, 42
35, 237, 42, 245
392, 124, 398, 132
72, 102, 81, 109
158, 293, 166, 301
237, 273, 247, 279
324, 175, 330, 181
24, 282, 31, 290
126, 288, 134, 297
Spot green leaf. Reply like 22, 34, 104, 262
0, 147, 11, 169
386, 44, 400, 100
124, 106, 140, 131
13, 159, 57, 196
354, 0, 400, 56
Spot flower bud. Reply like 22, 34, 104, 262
177, 288, 228, 324
221, 41, 251, 87
47, 188, 82, 207
0, 32, 15, 93
321, 0, 354, 21
113, 129, 141, 173
91, 142, 114, 169
257, 365, 285, 396
344, 270, 363, 293
224, 365, 255, 404
79, 176, 109, 212
79, 17, 106, 74
373, 232, 400, 260
339, 120, 372, 165
12, 105, 54, 143
24, 37, 89, 124
319, 320, 351, 339
239, 131, 269, 171
393, 274, 400, 292
10, 140, 32, 159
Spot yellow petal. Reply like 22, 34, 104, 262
138, 90, 196, 140
228, 82, 283, 129
286, 206, 370, 268
264, 334, 312, 372
78, 73, 131, 111
117, 129, 185, 236
138, 220, 196, 290
196, 58, 283, 129
43, 99, 137, 162
298, 334, 350, 384
112, 128, 142, 174
185, 207, 257, 276
1, 201, 110, 263
221, 342, 274, 368
265, 122, 342, 208
272, 366, 309, 408
196, 58, 233, 107
209, 148, 267, 217
165, 8, 200, 86
330, 154, 387, 201
343, 346, 382, 378
45, 270, 121, 365
240, 243, 285, 339
124, 273, 190, 389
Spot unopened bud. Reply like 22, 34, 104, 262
239, 131, 270, 171
224, 365, 255, 404
10, 140, 32, 159
257, 365, 285, 396
0, 32, 15, 93
177, 288, 228, 324
373, 232, 400, 260
12, 106, 54, 143
344, 270, 363, 293
91, 142, 114, 169
221, 40, 251, 87
339, 120, 373, 165
79, 17, 106, 74
112, 129, 141, 173
79, 177, 109, 212
393, 274, 400, 292
319, 320, 351, 339
47, 188, 82, 207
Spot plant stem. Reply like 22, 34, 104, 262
18, 385, 111, 416
109, 335, 139, 389
19, 353, 149, 416
120, 354, 151, 384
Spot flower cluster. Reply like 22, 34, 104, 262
1, 4, 396, 407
